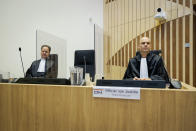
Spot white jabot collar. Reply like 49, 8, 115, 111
37, 58, 46, 72
140, 58, 148, 78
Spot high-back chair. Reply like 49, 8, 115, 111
74, 50, 95, 81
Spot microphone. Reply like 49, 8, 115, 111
19, 47, 25, 77
83, 56, 86, 77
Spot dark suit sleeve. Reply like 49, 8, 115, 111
150, 57, 170, 83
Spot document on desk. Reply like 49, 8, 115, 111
93, 86, 140, 100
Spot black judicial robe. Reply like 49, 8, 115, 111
123, 52, 169, 83
25, 59, 57, 78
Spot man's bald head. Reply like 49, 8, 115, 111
140, 37, 151, 44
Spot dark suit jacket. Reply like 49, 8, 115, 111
123, 52, 169, 83
25, 58, 57, 78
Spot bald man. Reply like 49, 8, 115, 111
123, 37, 169, 82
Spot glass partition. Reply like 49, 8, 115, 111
94, 24, 104, 78
36, 30, 67, 78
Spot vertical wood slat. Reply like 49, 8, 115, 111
115, 53, 117, 66
185, 0, 190, 7
118, 0, 122, 68
146, 31, 149, 37
156, 27, 159, 50
133, 39, 136, 59
178, 17, 183, 81
117, 0, 121, 67
172, 19, 177, 78
114, 1, 118, 67
136, 0, 141, 36
166, 22, 171, 75
125, 44, 128, 66
133, 0, 137, 39
151, 29, 154, 50
122, 47, 125, 67
111, 2, 115, 66
121, 0, 125, 70
112, 56, 114, 65
118, 50, 121, 66
170, 20, 173, 78
161, 24, 165, 60
193, 13, 196, 87
108, 3, 112, 74
129, 41, 132, 59
189, 2, 193, 85
185, 15, 190, 84
137, 36, 140, 52
179, 0, 183, 4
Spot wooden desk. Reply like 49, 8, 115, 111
0, 83, 196, 131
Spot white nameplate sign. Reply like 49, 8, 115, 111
93, 86, 140, 100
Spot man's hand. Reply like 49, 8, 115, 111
133, 77, 140, 80
133, 77, 151, 80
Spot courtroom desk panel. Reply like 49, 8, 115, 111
0, 83, 196, 131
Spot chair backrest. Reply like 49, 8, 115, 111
74, 50, 95, 80
45, 54, 58, 78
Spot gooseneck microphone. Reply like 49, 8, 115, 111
19, 47, 25, 77
83, 56, 86, 76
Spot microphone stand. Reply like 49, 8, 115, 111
19, 47, 25, 77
